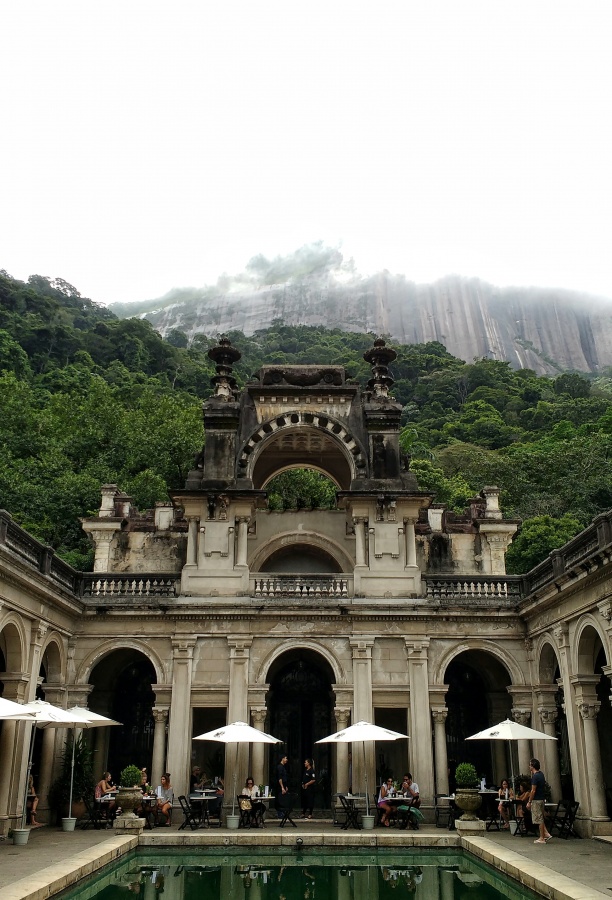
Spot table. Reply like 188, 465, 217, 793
140, 795, 159, 829
191, 790, 221, 827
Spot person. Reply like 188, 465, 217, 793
527, 758, 552, 844
301, 759, 316, 819
27, 775, 41, 827
514, 780, 534, 832
96, 771, 118, 818
207, 776, 224, 820
156, 773, 174, 825
377, 777, 394, 826
243, 776, 266, 827
497, 778, 514, 827
401, 773, 421, 808
189, 766, 203, 792
276, 755, 289, 820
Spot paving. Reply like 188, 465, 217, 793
1, 822, 611, 900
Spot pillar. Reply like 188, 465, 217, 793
578, 701, 608, 820
406, 640, 434, 807
186, 517, 199, 566
511, 709, 532, 776
349, 638, 374, 802
431, 708, 449, 796
334, 707, 351, 794
353, 518, 367, 567
166, 637, 196, 798
0, 674, 29, 827
538, 708, 562, 801
151, 708, 169, 788
226, 637, 252, 802
250, 707, 267, 787
404, 518, 417, 568
236, 518, 249, 567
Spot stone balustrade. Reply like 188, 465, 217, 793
424, 575, 523, 605
81, 574, 179, 599
251, 574, 351, 599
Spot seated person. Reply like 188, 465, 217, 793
189, 766, 204, 792
243, 776, 266, 826
156, 773, 174, 825
139, 768, 149, 791
497, 778, 514, 827
401, 773, 421, 808
27, 775, 41, 826
207, 776, 224, 819
377, 778, 395, 826
95, 771, 118, 817
514, 781, 534, 831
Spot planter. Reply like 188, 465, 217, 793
116, 787, 142, 816
226, 814, 240, 830
509, 820, 519, 835
12, 828, 30, 845
62, 817, 77, 832
361, 814, 375, 830
454, 788, 482, 821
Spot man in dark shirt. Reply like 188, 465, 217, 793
276, 755, 289, 819
527, 758, 552, 844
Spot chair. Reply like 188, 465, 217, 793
338, 794, 362, 830
238, 795, 253, 828
511, 800, 529, 836
80, 795, 104, 829
551, 801, 580, 839
278, 791, 297, 827
178, 795, 200, 831
397, 797, 420, 830
485, 795, 503, 831
434, 794, 455, 829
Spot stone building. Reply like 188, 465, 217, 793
0, 338, 611, 836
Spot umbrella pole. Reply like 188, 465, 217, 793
21, 725, 36, 829
231, 744, 238, 817
363, 743, 370, 816
67, 729, 76, 819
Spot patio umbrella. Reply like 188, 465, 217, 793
2, 699, 94, 829
194, 720, 282, 816
316, 720, 409, 815
66, 707, 121, 819
0, 697, 37, 718
466, 718, 557, 790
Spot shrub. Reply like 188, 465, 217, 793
120, 765, 142, 788
455, 762, 479, 788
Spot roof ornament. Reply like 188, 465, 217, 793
363, 337, 397, 400
208, 335, 241, 399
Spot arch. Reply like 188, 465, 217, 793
262, 464, 340, 490
432, 640, 523, 688
76, 639, 167, 685
239, 413, 367, 490
255, 639, 346, 687
536, 637, 561, 684
0, 616, 27, 673
574, 617, 608, 674
249, 530, 354, 574
40, 634, 66, 683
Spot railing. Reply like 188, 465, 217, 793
0, 509, 81, 594
81, 574, 179, 599
251, 574, 351, 599
424, 575, 523, 606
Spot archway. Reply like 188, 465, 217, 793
88, 649, 156, 778
576, 622, 611, 819
266, 649, 335, 808
444, 649, 512, 783
538, 640, 573, 801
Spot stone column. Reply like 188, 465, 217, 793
151, 708, 169, 787
166, 637, 196, 798
511, 709, 532, 776
349, 638, 374, 802
431, 708, 449, 797
406, 640, 434, 807
538, 708, 562, 801
186, 517, 199, 566
250, 707, 267, 787
0, 674, 29, 827
91, 531, 115, 572
404, 518, 417, 568
353, 518, 367, 567
334, 707, 351, 794
26, 621, 48, 702
236, 518, 250, 567
226, 637, 253, 802
578, 701, 608, 820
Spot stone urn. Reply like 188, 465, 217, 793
454, 788, 482, 821
116, 787, 142, 816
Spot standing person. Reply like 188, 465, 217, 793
527, 758, 552, 844
27, 775, 41, 826
276, 754, 289, 820
301, 759, 316, 819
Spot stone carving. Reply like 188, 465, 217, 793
261, 367, 344, 386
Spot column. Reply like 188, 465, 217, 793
404, 518, 417, 568
236, 518, 249, 567
334, 708, 351, 794
406, 640, 435, 807
353, 518, 367, 567
26, 621, 48, 701
166, 637, 196, 798
511, 709, 532, 776
578, 701, 609, 820
250, 708, 267, 787
151, 708, 169, 787
431, 709, 449, 797
538, 708, 562, 801
0, 674, 29, 826
186, 517, 199, 566
349, 638, 374, 801
37, 727, 57, 823
226, 637, 253, 803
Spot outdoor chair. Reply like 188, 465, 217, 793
551, 801, 580, 839
434, 794, 455, 829
278, 791, 297, 827
511, 800, 529, 836
397, 797, 420, 830
338, 794, 362, 830
178, 795, 200, 831
80, 794, 104, 829
237, 795, 254, 828
332, 793, 348, 828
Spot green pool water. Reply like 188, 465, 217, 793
58, 849, 540, 900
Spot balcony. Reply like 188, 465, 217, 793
251, 574, 352, 599
424, 575, 523, 607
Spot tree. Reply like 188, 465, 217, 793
266, 468, 337, 510
505, 514, 583, 574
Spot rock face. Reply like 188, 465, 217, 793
116, 272, 612, 374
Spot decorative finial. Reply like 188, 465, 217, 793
207, 335, 241, 399
363, 338, 397, 399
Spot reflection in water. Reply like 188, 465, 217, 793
69, 853, 532, 900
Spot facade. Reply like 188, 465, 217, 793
0, 338, 611, 836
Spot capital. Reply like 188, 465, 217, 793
251, 707, 267, 729
152, 707, 169, 725
511, 708, 531, 727
579, 701, 601, 720
334, 707, 351, 729
538, 707, 558, 726
431, 708, 448, 724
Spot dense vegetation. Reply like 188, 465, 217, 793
1, 270, 612, 573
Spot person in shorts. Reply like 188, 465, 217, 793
527, 758, 552, 844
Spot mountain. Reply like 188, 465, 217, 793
109, 247, 612, 375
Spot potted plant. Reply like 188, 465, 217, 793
454, 762, 482, 820
49, 735, 95, 828
117, 765, 144, 817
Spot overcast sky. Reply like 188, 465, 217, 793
2, 1, 611, 305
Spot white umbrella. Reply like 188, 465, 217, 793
3, 699, 94, 829
0, 697, 36, 719
317, 720, 409, 815
65, 707, 121, 818
194, 720, 281, 816
466, 718, 557, 790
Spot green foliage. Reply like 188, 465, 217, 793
48, 735, 95, 814
120, 764, 143, 788
455, 762, 479, 788
505, 514, 583, 574
267, 468, 337, 511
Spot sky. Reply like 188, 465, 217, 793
1, 1, 611, 306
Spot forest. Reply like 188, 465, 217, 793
1, 269, 612, 575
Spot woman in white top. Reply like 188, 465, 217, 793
377, 778, 394, 827
243, 777, 266, 826
156, 773, 174, 825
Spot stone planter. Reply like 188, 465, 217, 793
454, 788, 482, 821
116, 787, 142, 816
226, 814, 240, 829
62, 817, 77, 831
361, 814, 375, 830
12, 828, 30, 845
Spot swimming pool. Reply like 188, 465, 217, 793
58, 848, 540, 900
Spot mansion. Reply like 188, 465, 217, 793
0, 337, 611, 836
